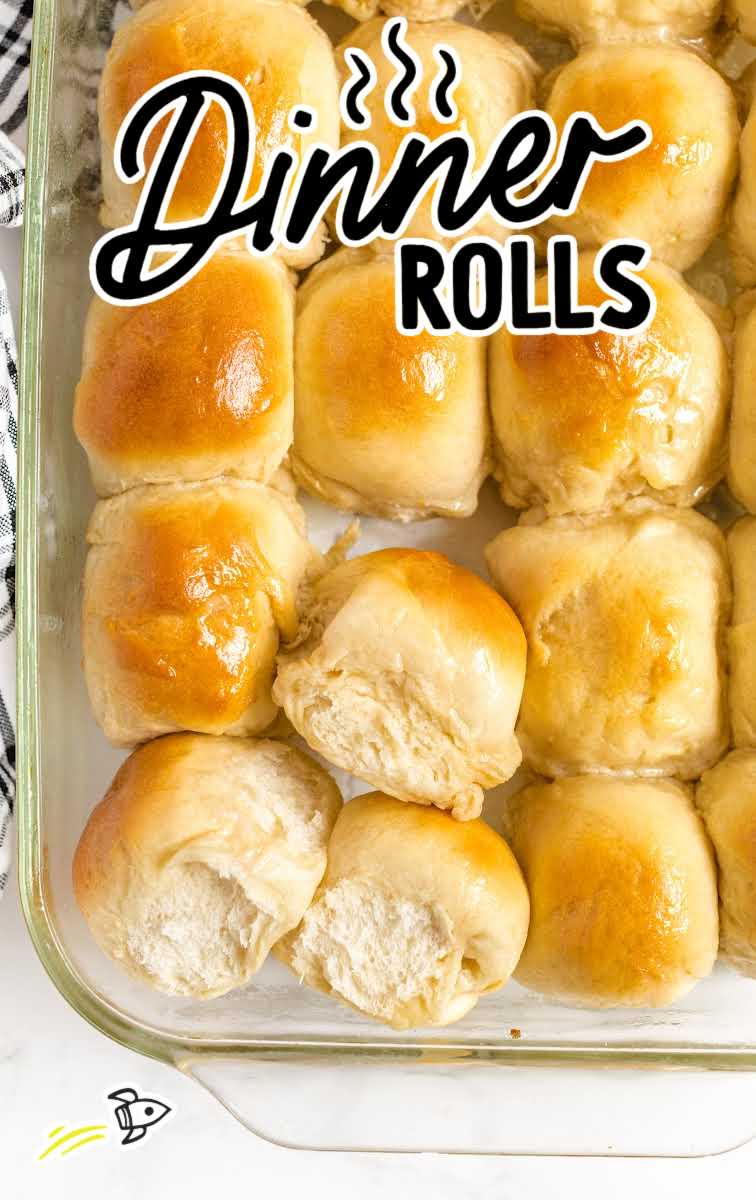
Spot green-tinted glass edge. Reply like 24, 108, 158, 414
16, 0, 177, 1067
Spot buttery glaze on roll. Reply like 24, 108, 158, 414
727, 517, 756, 748
698, 750, 756, 978
98, 0, 339, 268
275, 792, 530, 1028
273, 549, 527, 820
490, 254, 729, 516
135, 0, 474, 21
505, 776, 719, 1008
730, 70, 756, 287
543, 45, 739, 271
73, 734, 342, 997
730, 294, 756, 510
516, 0, 722, 45
485, 502, 730, 779
75, 247, 294, 496
335, 20, 538, 246
83, 481, 318, 746
292, 249, 488, 521
322, 0, 473, 20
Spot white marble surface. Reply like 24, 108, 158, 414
4, 224, 756, 1197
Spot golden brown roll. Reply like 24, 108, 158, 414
729, 0, 756, 44
544, 45, 739, 271
98, 0, 339, 268
275, 792, 530, 1028
335, 20, 538, 245
73, 734, 342, 997
505, 775, 719, 1008
730, 71, 756, 287
132, 0, 467, 12
697, 749, 756, 978
490, 254, 729, 516
75, 247, 294, 496
485, 502, 730, 779
516, 0, 721, 45
292, 249, 488, 521
273, 549, 527, 820
729, 295, 756, 511
323, 0, 471, 19
728, 517, 756, 748
83, 480, 318, 746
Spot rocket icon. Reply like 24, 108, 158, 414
108, 1088, 171, 1145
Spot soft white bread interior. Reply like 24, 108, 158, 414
728, 517, 756, 748
543, 44, 739, 271
98, 0, 339, 268
273, 549, 527, 820
697, 749, 756, 978
74, 246, 295, 496
485, 502, 730, 779
83, 480, 319, 746
335, 20, 538, 245
292, 248, 489, 521
275, 792, 530, 1028
516, 0, 722, 46
73, 734, 342, 998
505, 775, 719, 1007
729, 293, 756, 511
490, 254, 729, 516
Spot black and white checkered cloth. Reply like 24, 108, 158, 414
0, 0, 28, 893
0, 0, 31, 138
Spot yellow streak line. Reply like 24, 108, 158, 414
48, 1126, 64, 1138
61, 1134, 106, 1157
38, 1126, 107, 1160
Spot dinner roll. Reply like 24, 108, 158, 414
335, 21, 538, 245
490, 254, 729, 516
697, 750, 756, 978
729, 0, 756, 42
98, 0, 339, 268
275, 792, 529, 1028
516, 0, 721, 45
74, 247, 294, 496
544, 45, 739, 271
730, 295, 756, 511
83, 480, 318, 745
73, 735, 342, 997
273, 549, 527, 820
728, 518, 756, 748
323, 0, 470, 20
292, 249, 488, 521
505, 776, 718, 1007
730, 72, 756, 287
485, 502, 730, 779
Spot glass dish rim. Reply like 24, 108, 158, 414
15, 0, 756, 1075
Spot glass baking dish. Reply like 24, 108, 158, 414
17, 0, 756, 1157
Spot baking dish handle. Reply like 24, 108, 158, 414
179, 1055, 756, 1156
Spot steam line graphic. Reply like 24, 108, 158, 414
431, 45, 461, 123
342, 47, 376, 128
38, 1124, 107, 1160
340, 17, 461, 129
383, 17, 420, 124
